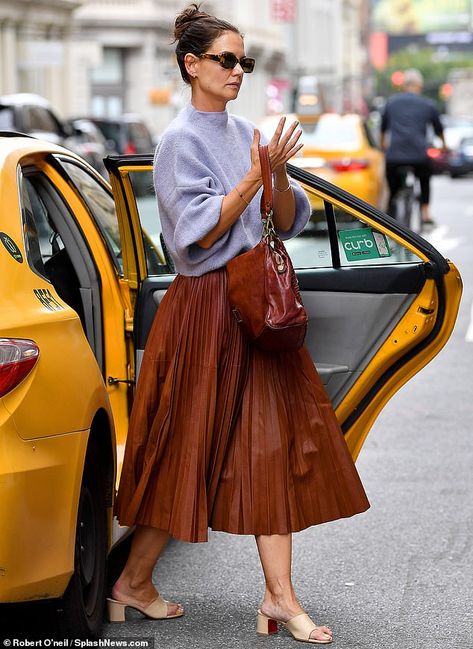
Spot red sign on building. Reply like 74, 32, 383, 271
271, 0, 297, 23
369, 32, 388, 70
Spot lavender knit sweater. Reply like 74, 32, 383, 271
153, 104, 311, 277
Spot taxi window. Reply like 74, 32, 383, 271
286, 189, 423, 271
58, 160, 123, 274
129, 170, 174, 275
334, 206, 422, 266
21, 176, 63, 278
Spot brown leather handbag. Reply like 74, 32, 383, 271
226, 144, 308, 352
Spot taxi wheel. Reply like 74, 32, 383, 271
55, 438, 107, 638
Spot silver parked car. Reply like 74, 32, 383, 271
0, 93, 78, 149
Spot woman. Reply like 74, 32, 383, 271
108, 4, 370, 644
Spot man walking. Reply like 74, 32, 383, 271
381, 68, 447, 227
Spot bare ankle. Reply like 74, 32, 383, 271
262, 577, 301, 616
265, 575, 295, 598
264, 591, 298, 606
113, 574, 154, 597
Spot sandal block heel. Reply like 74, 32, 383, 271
256, 610, 279, 635
107, 598, 126, 622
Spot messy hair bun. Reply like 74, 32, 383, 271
173, 3, 208, 42
174, 3, 241, 84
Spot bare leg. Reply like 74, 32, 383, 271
255, 533, 332, 642
112, 525, 182, 616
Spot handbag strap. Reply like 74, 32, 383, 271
259, 144, 273, 219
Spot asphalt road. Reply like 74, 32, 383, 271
104, 174, 473, 649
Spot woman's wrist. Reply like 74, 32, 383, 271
273, 169, 291, 192
234, 187, 250, 206
274, 181, 291, 192
247, 166, 263, 184
232, 169, 263, 209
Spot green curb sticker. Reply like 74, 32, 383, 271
339, 228, 391, 261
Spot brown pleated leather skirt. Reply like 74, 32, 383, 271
114, 269, 369, 542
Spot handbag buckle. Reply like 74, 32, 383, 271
262, 210, 276, 239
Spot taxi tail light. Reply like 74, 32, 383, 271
0, 339, 40, 398
330, 159, 370, 172
124, 142, 137, 154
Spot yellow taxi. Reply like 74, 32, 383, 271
0, 132, 462, 639
259, 112, 386, 214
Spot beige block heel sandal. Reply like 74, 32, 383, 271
107, 595, 184, 622
256, 609, 333, 644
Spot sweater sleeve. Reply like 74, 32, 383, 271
153, 131, 230, 268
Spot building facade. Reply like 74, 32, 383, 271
340, 0, 370, 114
0, 0, 80, 115
1, 1, 370, 134
283, 0, 367, 114
72, 0, 178, 133
73, 0, 290, 133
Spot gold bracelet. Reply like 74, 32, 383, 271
234, 186, 250, 206
274, 181, 291, 192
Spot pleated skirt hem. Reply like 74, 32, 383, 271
126, 506, 370, 544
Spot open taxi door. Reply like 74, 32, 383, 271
104, 154, 462, 460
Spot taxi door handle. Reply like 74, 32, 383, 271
107, 376, 135, 386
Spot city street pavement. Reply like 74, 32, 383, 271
104, 174, 473, 648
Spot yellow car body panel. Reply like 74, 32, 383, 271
0, 139, 121, 604
0, 398, 87, 600
2, 308, 107, 440
301, 146, 384, 209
